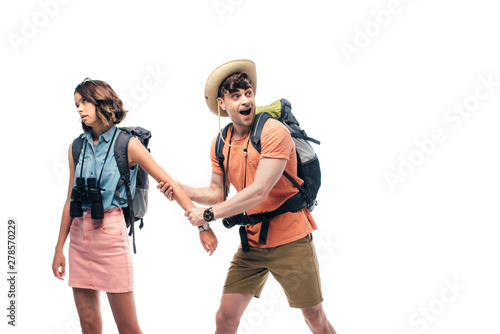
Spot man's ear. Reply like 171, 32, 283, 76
217, 97, 226, 111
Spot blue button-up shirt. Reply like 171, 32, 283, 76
74, 126, 138, 210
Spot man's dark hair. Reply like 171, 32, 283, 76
218, 72, 253, 99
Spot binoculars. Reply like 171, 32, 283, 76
223, 213, 261, 229
69, 177, 104, 219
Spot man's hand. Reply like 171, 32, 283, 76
185, 207, 208, 227
200, 228, 218, 255
157, 181, 177, 201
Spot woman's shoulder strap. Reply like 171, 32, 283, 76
71, 134, 85, 167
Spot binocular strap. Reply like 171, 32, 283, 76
239, 215, 270, 252
258, 217, 270, 245
129, 217, 136, 254
239, 226, 250, 252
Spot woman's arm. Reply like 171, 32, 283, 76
157, 171, 226, 206
127, 138, 195, 210
128, 138, 218, 255
52, 144, 76, 280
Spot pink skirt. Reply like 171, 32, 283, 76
69, 207, 133, 292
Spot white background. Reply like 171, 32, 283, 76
1, 0, 499, 333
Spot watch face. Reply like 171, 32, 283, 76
204, 208, 214, 222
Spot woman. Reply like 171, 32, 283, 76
51, 78, 218, 333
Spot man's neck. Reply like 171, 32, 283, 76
231, 123, 251, 140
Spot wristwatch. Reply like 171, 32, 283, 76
199, 207, 215, 232
203, 207, 215, 222
198, 224, 210, 232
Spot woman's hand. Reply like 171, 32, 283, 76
199, 228, 218, 256
52, 251, 66, 280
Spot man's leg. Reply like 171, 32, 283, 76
267, 234, 337, 333
302, 302, 336, 334
215, 293, 253, 334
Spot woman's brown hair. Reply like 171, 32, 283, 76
74, 79, 128, 132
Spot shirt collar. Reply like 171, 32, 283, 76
82, 125, 117, 144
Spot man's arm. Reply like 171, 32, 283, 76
128, 138, 194, 210
129, 138, 218, 255
157, 171, 226, 206
185, 157, 287, 226
181, 172, 226, 206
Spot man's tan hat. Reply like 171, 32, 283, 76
204, 59, 257, 117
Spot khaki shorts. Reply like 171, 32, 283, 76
223, 234, 323, 309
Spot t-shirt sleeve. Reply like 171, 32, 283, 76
210, 136, 224, 175
259, 121, 293, 160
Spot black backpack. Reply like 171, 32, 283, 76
72, 127, 151, 253
215, 98, 321, 251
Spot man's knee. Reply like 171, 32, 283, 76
216, 307, 241, 329
302, 304, 326, 327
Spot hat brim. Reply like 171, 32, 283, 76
204, 59, 257, 117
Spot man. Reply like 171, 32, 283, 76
159, 59, 336, 334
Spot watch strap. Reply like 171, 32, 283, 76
198, 224, 210, 232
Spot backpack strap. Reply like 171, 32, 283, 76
290, 131, 321, 145
71, 135, 85, 168
215, 123, 232, 200
113, 130, 140, 253
240, 110, 316, 251
215, 113, 272, 197
113, 131, 132, 208
250, 111, 312, 205
249, 112, 273, 153
238, 191, 310, 251
239, 226, 251, 252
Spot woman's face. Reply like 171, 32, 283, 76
74, 92, 98, 128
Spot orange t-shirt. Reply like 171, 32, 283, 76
211, 118, 317, 248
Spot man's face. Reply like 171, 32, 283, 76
218, 87, 255, 131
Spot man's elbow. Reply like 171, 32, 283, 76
254, 187, 272, 204
215, 193, 225, 204
213, 188, 226, 204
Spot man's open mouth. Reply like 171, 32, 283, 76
240, 108, 251, 116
